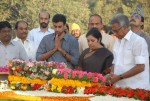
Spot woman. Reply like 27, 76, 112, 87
78, 28, 113, 75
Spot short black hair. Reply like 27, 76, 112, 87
0, 21, 12, 31
15, 20, 28, 29
52, 14, 66, 24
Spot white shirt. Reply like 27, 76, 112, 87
78, 32, 115, 54
113, 30, 149, 90
0, 40, 28, 66
13, 37, 36, 61
27, 27, 54, 52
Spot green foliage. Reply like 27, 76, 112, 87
0, 0, 150, 34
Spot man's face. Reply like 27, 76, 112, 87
88, 16, 103, 31
130, 14, 142, 27
53, 22, 65, 36
71, 29, 81, 38
0, 27, 12, 42
16, 22, 28, 40
39, 12, 50, 28
111, 23, 125, 39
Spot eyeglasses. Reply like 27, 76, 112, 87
111, 26, 122, 33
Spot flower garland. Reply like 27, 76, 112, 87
50, 78, 92, 87
8, 75, 47, 84
0, 91, 90, 101
84, 85, 150, 101
9, 59, 67, 80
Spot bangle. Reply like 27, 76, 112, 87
119, 75, 124, 80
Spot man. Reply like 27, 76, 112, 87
36, 14, 79, 69
27, 10, 54, 52
13, 21, 36, 60
108, 14, 149, 90
0, 21, 28, 67
71, 23, 81, 39
130, 13, 150, 59
78, 14, 115, 54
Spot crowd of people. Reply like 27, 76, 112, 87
0, 9, 149, 90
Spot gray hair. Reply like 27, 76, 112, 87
110, 14, 129, 27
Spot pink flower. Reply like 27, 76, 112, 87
44, 71, 50, 75
64, 73, 68, 79
79, 73, 83, 79
47, 62, 54, 67
93, 77, 98, 82
24, 67, 29, 71
94, 73, 99, 77
27, 62, 34, 67
98, 74, 105, 82
87, 72, 93, 78
72, 71, 77, 78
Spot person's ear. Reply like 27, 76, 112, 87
140, 22, 144, 26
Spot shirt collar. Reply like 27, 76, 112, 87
37, 26, 52, 32
0, 40, 15, 46
123, 30, 133, 41
14, 37, 29, 42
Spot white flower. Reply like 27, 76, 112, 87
52, 69, 58, 75
77, 87, 85, 94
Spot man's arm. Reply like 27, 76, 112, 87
36, 36, 57, 61
40, 48, 57, 61
110, 64, 145, 84
58, 38, 80, 66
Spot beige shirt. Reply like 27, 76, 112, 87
78, 32, 116, 54
0, 40, 28, 66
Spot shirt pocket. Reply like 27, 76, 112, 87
123, 49, 134, 64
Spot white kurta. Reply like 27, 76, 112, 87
113, 30, 150, 90
13, 37, 36, 61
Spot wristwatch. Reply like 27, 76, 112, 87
63, 52, 67, 57
119, 74, 124, 80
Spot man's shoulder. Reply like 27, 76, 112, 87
66, 34, 78, 41
11, 40, 23, 47
43, 34, 54, 40
78, 33, 86, 40
131, 32, 146, 43
29, 27, 39, 32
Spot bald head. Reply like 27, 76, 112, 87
39, 10, 50, 28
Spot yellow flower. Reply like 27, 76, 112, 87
57, 86, 62, 92
51, 85, 57, 91
10, 85, 15, 90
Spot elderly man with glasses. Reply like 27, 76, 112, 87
105, 14, 150, 90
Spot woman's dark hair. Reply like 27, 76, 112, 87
86, 28, 104, 47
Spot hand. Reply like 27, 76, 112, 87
110, 74, 120, 84
104, 74, 112, 86
55, 34, 61, 50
